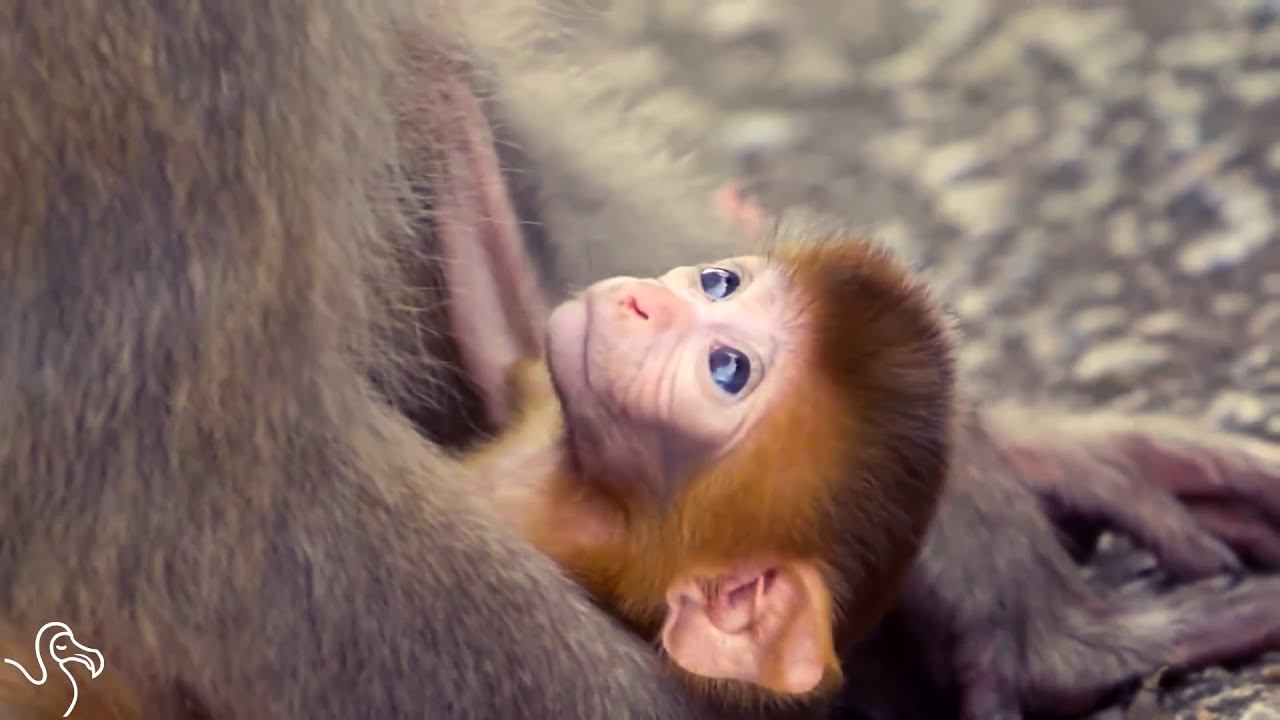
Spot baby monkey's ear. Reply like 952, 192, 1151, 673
659, 560, 839, 695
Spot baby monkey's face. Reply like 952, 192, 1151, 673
545, 255, 805, 498
542, 254, 839, 697
535, 240, 953, 701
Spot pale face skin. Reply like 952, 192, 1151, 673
546, 255, 803, 495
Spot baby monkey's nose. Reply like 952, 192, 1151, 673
619, 280, 688, 332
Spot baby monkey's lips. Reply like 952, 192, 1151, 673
548, 293, 593, 400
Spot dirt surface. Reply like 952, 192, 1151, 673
587, 0, 1280, 717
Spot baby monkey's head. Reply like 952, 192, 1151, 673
543, 236, 956, 709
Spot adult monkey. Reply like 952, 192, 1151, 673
0, 0, 731, 717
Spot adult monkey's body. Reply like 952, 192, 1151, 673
0, 1, 721, 718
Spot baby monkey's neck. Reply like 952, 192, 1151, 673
466, 358, 626, 568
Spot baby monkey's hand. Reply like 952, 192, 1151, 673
504, 358, 559, 424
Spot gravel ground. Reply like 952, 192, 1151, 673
589, 0, 1280, 717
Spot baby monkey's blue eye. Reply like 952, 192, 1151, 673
699, 267, 740, 300
709, 346, 751, 395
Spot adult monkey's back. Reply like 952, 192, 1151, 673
0, 0, 712, 717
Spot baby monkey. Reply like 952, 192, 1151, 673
445, 211, 1280, 720
453, 234, 956, 713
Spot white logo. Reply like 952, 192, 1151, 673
3, 622, 105, 717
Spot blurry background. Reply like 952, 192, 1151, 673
579, 0, 1280, 716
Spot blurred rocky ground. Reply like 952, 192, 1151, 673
584, 0, 1280, 717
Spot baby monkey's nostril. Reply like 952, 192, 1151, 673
623, 296, 649, 320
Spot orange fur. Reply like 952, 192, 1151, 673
482, 236, 956, 706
